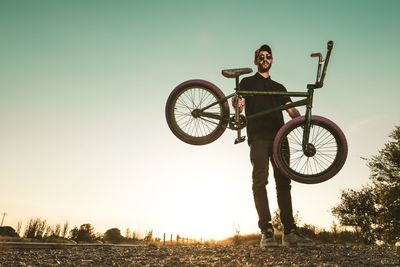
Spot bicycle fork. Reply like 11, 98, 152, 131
302, 40, 333, 156
302, 88, 315, 156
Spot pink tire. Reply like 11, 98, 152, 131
273, 115, 348, 184
165, 80, 230, 145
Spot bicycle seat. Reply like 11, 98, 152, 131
221, 68, 253, 78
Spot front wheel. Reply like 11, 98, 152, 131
165, 79, 230, 145
273, 116, 348, 184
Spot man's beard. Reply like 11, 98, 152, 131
258, 62, 271, 73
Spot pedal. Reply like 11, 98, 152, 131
234, 136, 246, 144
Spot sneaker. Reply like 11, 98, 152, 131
282, 229, 315, 247
260, 228, 278, 248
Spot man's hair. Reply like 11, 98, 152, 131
255, 44, 272, 60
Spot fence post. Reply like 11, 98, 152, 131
163, 233, 166, 246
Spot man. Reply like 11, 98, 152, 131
234, 44, 314, 247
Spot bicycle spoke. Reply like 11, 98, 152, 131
273, 115, 348, 183
172, 86, 223, 139
281, 122, 341, 176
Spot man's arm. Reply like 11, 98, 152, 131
285, 102, 301, 119
232, 96, 245, 113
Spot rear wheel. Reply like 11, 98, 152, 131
273, 115, 348, 184
165, 80, 230, 145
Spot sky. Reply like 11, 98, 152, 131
1, 0, 399, 240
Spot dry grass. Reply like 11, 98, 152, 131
217, 233, 261, 246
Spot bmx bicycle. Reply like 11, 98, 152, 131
165, 41, 347, 184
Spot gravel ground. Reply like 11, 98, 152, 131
0, 244, 399, 266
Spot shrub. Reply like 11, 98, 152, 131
0, 226, 19, 237
103, 228, 124, 243
69, 224, 96, 242
24, 218, 48, 239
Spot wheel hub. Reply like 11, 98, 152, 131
304, 144, 316, 157
191, 109, 201, 118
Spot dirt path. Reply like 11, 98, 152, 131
1, 244, 399, 266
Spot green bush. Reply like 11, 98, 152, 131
103, 228, 124, 243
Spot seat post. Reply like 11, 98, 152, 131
235, 77, 239, 91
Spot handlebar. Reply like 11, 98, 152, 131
327, 40, 334, 51
311, 53, 322, 59
307, 40, 334, 90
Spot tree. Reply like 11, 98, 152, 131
366, 125, 400, 244
103, 228, 124, 243
51, 224, 61, 237
24, 218, 49, 239
61, 221, 69, 238
125, 228, 131, 240
144, 229, 153, 241
69, 223, 96, 242
332, 125, 400, 245
332, 186, 378, 244
16, 221, 22, 236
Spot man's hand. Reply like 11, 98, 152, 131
232, 96, 245, 113
286, 102, 301, 119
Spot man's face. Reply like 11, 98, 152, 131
255, 51, 273, 73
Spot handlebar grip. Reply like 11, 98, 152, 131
311, 53, 321, 58
327, 40, 334, 51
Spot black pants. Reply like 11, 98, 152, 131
250, 138, 296, 232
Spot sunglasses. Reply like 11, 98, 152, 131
258, 54, 272, 61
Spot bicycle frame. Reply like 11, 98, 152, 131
200, 88, 314, 151
238, 90, 313, 152
198, 40, 334, 152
